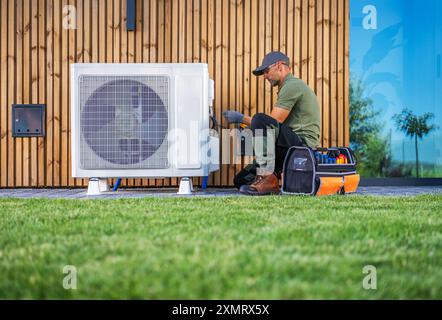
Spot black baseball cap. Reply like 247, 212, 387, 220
252, 51, 290, 76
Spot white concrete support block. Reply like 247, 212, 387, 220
177, 177, 194, 195
87, 178, 109, 195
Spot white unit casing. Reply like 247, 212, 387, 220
71, 63, 219, 178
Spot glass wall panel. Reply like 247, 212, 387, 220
350, 0, 441, 177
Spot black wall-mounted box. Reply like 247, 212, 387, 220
12, 104, 46, 137
126, 0, 136, 31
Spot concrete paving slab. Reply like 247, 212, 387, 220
0, 186, 441, 199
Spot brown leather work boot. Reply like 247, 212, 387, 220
239, 173, 280, 196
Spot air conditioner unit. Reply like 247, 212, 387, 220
71, 63, 219, 194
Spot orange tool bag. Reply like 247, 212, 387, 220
281, 146, 360, 196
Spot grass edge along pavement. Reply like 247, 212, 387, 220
0, 194, 441, 299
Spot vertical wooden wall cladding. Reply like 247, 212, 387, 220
0, 0, 349, 188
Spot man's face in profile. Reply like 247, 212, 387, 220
263, 62, 283, 87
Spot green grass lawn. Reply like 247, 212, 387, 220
0, 195, 441, 299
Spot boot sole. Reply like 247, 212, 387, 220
239, 189, 280, 196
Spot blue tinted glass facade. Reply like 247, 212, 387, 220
350, 0, 441, 177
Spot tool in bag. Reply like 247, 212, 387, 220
281, 146, 360, 196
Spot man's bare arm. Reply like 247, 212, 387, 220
270, 106, 290, 123
240, 106, 289, 127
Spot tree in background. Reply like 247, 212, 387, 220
350, 78, 390, 177
393, 108, 438, 178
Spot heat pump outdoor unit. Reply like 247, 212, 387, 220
71, 63, 219, 194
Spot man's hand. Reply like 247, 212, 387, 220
222, 110, 244, 124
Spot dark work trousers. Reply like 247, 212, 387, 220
233, 113, 305, 189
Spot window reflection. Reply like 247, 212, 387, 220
350, 0, 441, 178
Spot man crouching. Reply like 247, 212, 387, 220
223, 51, 321, 196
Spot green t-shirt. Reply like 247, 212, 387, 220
276, 74, 320, 148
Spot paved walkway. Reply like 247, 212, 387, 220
0, 186, 441, 199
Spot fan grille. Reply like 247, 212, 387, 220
79, 75, 169, 169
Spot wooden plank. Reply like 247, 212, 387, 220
207, 0, 214, 186
228, 0, 236, 186
193, 0, 201, 187
45, 0, 54, 186
271, 0, 282, 108
301, 0, 308, 82
91, 0, 98, 62
149, 0, 157, 63
108, 0, 122, 185
186, 0, 192, 62
264, 0, 272, 115
152, 0, 163, 187
99, 0, 106, 62
171, 0, 179, 64
249, 0, 257, 117
52, 0, 61, 186
12, 0, 24, 186
248, 0, 258, 169
157, 0, 165, 63
81, 0, 91, 187
344, 0, 350, 147
114, 0, 121, 185
138, 0, 147, 187
0, 2, 2, 185
30, 0, 39, 187
243, 0, 252, 167
257, 0, 265, 116
113, 0, 120, 63
213, 0, 221, 186
162, 0, 172, 186
249, 0, 262, 175
1, 0, 9, 186
272, 0, 279, 51
142, 0, 149, 63
221, 0, 228, 186
294, 0, 301, 77
38, 0, 46, 186
140, 0, 149, 187
322, 0, 330, 147
193, 0, 199, 62
68, 0, 76, 186
172, 0, 185, 187
316, 0, 323, 146
330, 0, 337, 147
127, 0, 134, 64
120, 0, 128, 187
23, 0, 30, 187
178, 0, 185, 63
135, 0, 143, 187
201, 0, 207, 64
201, 1, 208, 189
308, 0, 316, 90
279, 0, 287, 54
52, 0, 62, 186
187, 0, 196, 187
164, 0, 171, 63
107, 0, 113, 63
61, 0, 69, 186
287, 0, 294, 73
337, 0, 344, 147
7, 0, 16, 186
127, 0, 136, 187
279, 0, 287, 113
76, 0, 87, 187
231, 0, 241, 184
